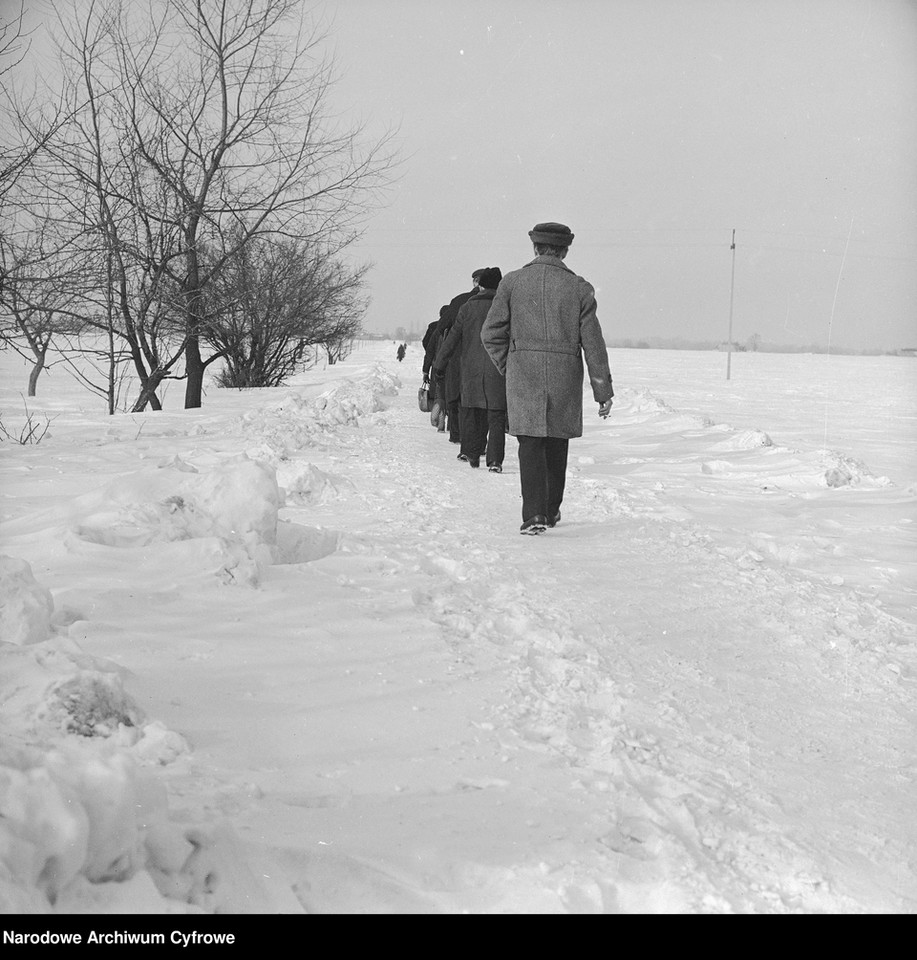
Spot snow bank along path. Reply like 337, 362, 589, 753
1, 344, 914, 913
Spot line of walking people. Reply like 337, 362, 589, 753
420, 221, 615, 534
422, 266, 508, 472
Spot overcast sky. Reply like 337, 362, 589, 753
13, 0, 917, 351
324, 0, 917, 351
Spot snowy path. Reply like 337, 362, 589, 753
2, 348, 914, 914
115, 367, 909, 913
260, 383, 912, 913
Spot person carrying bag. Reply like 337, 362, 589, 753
417, 376, 432, 413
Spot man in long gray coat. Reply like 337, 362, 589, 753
481, 222, 614, 534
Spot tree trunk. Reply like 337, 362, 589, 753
183, 242, 205, 409
127, 345, 162, 411
27, 357, 45, 396
131, 379, 164, 412
184, 334, 204, 408
107, 323, 117, 415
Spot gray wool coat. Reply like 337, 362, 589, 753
480, 255, 614, 439
433, 290, 507, 411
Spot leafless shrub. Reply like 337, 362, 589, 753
0, 397, 56, 443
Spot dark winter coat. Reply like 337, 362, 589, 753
480, 255, 613, 439
431, 288, 476, 403
422, 313, 445, 378
433, 290, 506, 410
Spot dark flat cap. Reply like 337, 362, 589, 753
528, 222, 574, 246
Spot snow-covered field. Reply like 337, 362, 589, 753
0, 341, 914, 915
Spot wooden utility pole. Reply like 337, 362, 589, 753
726, 228, 736, 380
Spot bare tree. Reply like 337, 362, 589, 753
109, 0, 396, 407
0, 2, 65, 283
0, 1, 27, 78
0, 239, 70, 396
204, 233, 367, 387
27, 3, 190, 413
0, 2, 143, 413
5, 0, 395, 413
0, 0, 28, 211
323, 335, 354, 366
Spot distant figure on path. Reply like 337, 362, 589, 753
481, 222, 614, 534
396, 343, 406, 362
433, 267, 506, 471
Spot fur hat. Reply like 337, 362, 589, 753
477, 267, 502, 290
528, 222, 574, 247
471, 268, 487, 281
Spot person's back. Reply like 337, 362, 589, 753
423, 309, 447, 379
431, 268, 487, 442
481, 222, 613, 533
486, 255, 609, 439
433, 267, 507, 470
449, 291, 506, 413
439, 293, 473, 405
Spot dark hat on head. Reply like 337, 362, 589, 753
528, 222, 574, 247
477, 267, 502, 290
471, 268, 487, 280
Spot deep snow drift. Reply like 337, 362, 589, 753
0, 343, 914, 914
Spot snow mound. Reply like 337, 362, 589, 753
156, 455, 199, 474
54, 456, 281, 586
241, 364, 401, 451
129, 721, 191, 767
48, 672, 142, 739
309, 364, 400, 422
0, 742, 261, 914
273, 520, 342, 565
70, 456, 279, 549
708, 428, 774, 451
616, 388, 715, 431
0, 555, 54, 646
277, 462, 356, 504
700, 450, 892, 491
0, 636, 236, 913
623, 388, 679, 416
821, 451, 888, 488
0, 633, 192, 761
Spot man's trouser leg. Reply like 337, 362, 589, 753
459, 406, 484, 460
517, 435, 568, 520
486, 410, 507, 467
517, 435, 547, 520
544, 437, 569, 519
447, 400, 462, 442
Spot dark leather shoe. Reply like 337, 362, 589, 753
547, 511, 561, 528
468, 458, 480, 468
520, 515, 547, 535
